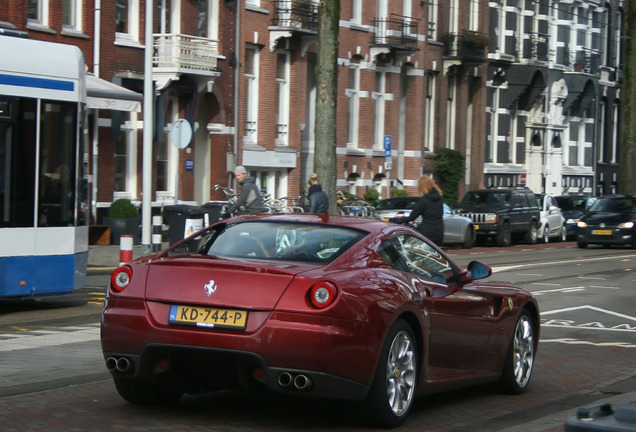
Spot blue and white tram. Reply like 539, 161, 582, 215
0, 36, 88, 297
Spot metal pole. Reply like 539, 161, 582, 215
142, 0, 154, 255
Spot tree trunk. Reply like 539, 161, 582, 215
620, 2, 636, 194
314, 0, 340, 214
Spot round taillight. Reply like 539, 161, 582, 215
110, 266, 133, 292
308, 281, 338, 309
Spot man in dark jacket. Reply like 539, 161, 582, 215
307, 173, 329, 214
224, 166, 265, 215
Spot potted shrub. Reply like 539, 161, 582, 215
103, 199, 140, 245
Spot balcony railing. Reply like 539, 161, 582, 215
371, 14, 420, 51
522, 33, 549, 62
153, 34, 221, 75
271, 0, 318, 32
442, 31, 488, 62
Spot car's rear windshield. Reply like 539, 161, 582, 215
193, 222, 367, 263
461, 191, 511, 206
375, 199, 418, 210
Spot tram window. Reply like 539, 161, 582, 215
38, 101, 77, 227
0, 98, 36, 228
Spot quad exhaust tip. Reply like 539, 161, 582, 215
106, 356, 133, 373
277, 372, 312, 391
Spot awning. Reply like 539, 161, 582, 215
563, 73, 598, 115
502, 65, 547, 110
86, 74, 142, 112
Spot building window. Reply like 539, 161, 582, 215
611, 103, 619, 164
116, 0, 140, 43
598, 100, 606, 163
423, 73, 436, 152
352, 0, 362, 24
114, 113, 138, 197
346, 56, 362, 149
62, 0, 82, 31
445, 75, 457, 150
27, 0, 49, 26
373, 67, 388, 152
469, 0, 479, 31
275, 50, 290, 146
244, 45, 260, 144
427, 0, 438, 39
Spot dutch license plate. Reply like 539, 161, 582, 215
592, 230, 612, 235
169, 305, 248, 329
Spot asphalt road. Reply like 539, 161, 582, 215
1, 242, 635, 431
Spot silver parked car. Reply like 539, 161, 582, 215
374, 197, 475, 248
535, 194, 567, 243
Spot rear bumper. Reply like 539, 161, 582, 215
101, 298, 384, 400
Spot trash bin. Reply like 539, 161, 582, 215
201, 201, 227, 226
164, 205, 205, 246
565, 403, 636, 431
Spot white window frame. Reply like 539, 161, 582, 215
27, 0, 50, 27
469, 0, 479, 32
115, 0, 141, 44
244, 44, 260, 144
346, 59, 362, 149
445, 75, 457, 150
423, 73, 436, 152
113, 113, 139, 199
352, 0, 363, 24
598, 100, 606, 163
427, 0, 438, 40
275, 50, 291, 146
373, 68, 393, 152
611, 103, 619, 164
449, 0, 458, 35
62, 0, 82, 32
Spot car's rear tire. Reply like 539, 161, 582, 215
364, 320, 417, 428
496, 224, 511, 247
497, 310, 535, 394
113, 376, 183, 405
525, 222, 538, 245
559, 225, 567, 242
463, 226, 474, 249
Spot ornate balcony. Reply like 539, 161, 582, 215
442, 30, 488, 63
271, 0, 318, 32
153, 34, 222, 90
269, 0, 318, 51
370, 14, 420, 58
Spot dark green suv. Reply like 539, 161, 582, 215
456, 188, 540, 247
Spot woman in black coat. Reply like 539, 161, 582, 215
393, 176, 444, 246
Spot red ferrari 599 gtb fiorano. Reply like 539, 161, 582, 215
101, 213, 539, 427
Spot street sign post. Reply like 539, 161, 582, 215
170, 119, 193, 204
384, 135, 392, 198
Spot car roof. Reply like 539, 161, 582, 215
223, 212, 391, 233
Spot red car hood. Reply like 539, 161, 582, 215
143, 256, 320, 310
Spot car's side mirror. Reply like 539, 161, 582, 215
466, 261, 492, 280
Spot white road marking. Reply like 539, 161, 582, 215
0, 324, 100, 352
541, 338, 636, 349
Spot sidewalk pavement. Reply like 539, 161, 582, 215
87, 244, 152, 275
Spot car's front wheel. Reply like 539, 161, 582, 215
113, 376, 183, 405
497, 310, 535, 394
559, 225, 567, 242
365, 320, 417, 428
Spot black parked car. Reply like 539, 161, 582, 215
576, 195, 636, 248
554, 195, 597, 240
456, 188, 540, 247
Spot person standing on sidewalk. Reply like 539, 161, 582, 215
224, 166, 266, 216
392, 175, 444, 246
307, 173, 329, 214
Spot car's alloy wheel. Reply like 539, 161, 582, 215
365, 320, 417, 428
463, 226, 474, 249
525, 223, 538, 244
498, 311, 535, 394
542, 225, 550, 243
559, 225, 567, 242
